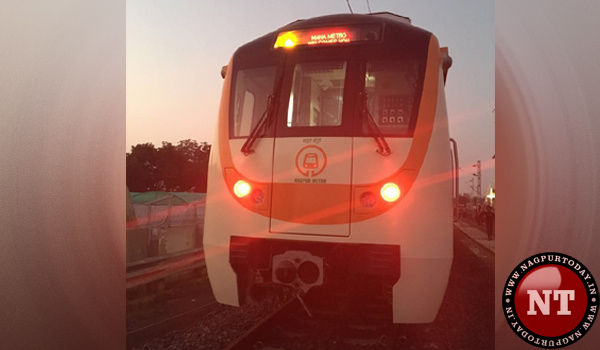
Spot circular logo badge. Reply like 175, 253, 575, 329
295, 145, 327, 177
502, 252, 598, 348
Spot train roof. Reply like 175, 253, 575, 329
233, 12, 433, 59
278, 12, 412, 31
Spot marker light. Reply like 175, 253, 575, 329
360, 191, 377, 208
251, 189, 264, 205
380, 183, 401, 202
274, 32, 298, 48
233, 180, 251, 198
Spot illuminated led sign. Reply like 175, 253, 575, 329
307, 29, 352, 45
274, 24, 382, 48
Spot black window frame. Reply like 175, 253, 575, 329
228, 52, 285, 140
352, 45, 427, 139
273, 46, 362, 138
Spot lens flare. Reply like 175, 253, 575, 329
284, 38, 295, 47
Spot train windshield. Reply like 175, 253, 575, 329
231, 66, 277, 138
362, 60, 420, 136
230, 58, 422, 138
286, 61, 347, 128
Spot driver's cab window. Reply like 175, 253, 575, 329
364, 60, 419, 136
232, 66, 276, 137
287, 61, 347, 128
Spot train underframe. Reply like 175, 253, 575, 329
229, 236, 401, 322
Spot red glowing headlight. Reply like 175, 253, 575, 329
233, 180, 251, 198
380, 183, 401, 202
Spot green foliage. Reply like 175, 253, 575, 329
126, 140, 211, 192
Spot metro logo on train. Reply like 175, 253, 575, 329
295, 145, 327, 177
204, 12, 459, 324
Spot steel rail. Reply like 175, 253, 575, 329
126, 249, 205, 290
224, 297, 298, 350
126, 247, 204, 272
126, 301, 219, 350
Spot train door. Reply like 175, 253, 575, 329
270, 48, 360, 236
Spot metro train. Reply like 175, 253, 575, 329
204, 12, 458, 323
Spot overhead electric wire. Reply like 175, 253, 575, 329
346, 0, 353, 14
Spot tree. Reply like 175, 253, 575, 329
156, 141, 186, 191
126, 143, 159, 192
176, 140, 211, 192
126, 140, 211, 192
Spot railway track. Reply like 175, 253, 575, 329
127, 229, 494, 349
126, 249, 205, 290
224, 293, 394, 350
224, 297, 298, 350
128, 284, 296, 350
127, 301, 219, 350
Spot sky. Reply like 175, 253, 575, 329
127, 0, 494, 194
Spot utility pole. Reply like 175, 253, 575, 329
468, 178, 475, 197
472, 160, 481, 204
476, 160, 481, 202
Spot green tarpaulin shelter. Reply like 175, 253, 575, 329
130, 191, 205, 206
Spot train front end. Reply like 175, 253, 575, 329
204, 13, 454, 323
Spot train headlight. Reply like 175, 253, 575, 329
233, 180, 251, 198
359, 191, 377, 208
380, 183, 401, 202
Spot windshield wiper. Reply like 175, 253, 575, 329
359, 90, 391, 156
240, 94, 277, 156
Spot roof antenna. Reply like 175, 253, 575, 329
366, 0, 372, 14
346, 0, 354, 14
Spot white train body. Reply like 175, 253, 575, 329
204, 13, 454, 323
